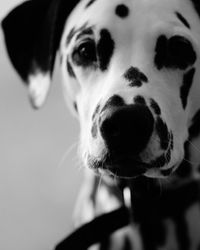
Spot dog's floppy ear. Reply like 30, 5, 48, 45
1, 0, 79, 108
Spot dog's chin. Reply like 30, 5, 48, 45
106, 158, 148, 178
104, 165, 147, 178
87, 154, 149, 178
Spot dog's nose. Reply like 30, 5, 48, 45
100, 104, 154, 154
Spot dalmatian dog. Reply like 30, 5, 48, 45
2, 0, 200, 249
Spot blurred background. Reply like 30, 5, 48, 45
0, 1, 83, 249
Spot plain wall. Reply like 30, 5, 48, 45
0, 1, 83, 250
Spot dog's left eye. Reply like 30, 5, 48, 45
72, 40, 97, 67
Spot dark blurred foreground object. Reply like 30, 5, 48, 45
55, 206, 129, 250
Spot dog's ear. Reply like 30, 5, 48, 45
1, 0, 79, 108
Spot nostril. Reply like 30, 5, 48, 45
100, 104, 154, 154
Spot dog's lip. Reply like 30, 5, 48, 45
105, 165, 146, 178
88, 154, 150, 177
103, 155, 148, 177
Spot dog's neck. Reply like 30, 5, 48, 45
117, 136, 200, 249
127, 176, 200, 220
92, 138, 200, 249
123, 173, 200, 250
126, 144, 200, 220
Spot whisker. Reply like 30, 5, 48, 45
187, 140, 200, 154
75, 159, 85, 172
56, 140, 79, 169
183, 157, 198, 165
157, 179, 163, 196
97, 173, 104, 196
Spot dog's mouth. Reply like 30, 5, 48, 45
87, 154, 149, 178
88, 101, 174, 178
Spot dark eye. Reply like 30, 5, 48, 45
72, 40, 97, 67
168, 35, 196, 69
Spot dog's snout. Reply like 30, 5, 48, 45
100, 104, 154, 154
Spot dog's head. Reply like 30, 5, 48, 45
2, 0, 200, 179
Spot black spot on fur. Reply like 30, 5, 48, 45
181, 68, 196, 109
115, 4, 129, 18
189, 109, 200, 139
154, 35, 168, 70
85, 0, 96, 8
150, 99, 161, 115
101, 95, 125, 114
67, 59, 76, 78
97, 29, 115, 71
91, 121, 98, 138
176, 12, 191, 29
92, 104, 101, 121
124, 67, 148, 87
168, 36, 196, 69
60, 55, 63, 65
66, 27, 76, 45
154, 35, 196, 70
155, 117, 169, 150
108, 95, 125, 106
170, 132, 174, 150
134, 95, 146, 105
73, 102, 78, 112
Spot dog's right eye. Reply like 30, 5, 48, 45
72, 40, 97, 67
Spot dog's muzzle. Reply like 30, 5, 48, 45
98, 104, 155, 176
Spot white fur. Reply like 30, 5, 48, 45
28, 73, 51, 108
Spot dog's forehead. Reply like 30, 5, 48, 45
61, 0, 197, 52
66, 0, 192, 30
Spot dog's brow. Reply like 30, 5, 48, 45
66, 27, 76, 46
76, 28, 94, 41
176, 12, 191, 29
66, 23, 91, 46
85, 0, 97, 8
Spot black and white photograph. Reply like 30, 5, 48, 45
1, 0, 200, 249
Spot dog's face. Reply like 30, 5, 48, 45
60, 0, 200, 178
2, 0, 200, 179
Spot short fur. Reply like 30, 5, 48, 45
2, 0, 200, 249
